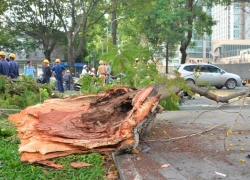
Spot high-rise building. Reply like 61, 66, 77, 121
212, 2, 250, 40
211, 2, 250, 63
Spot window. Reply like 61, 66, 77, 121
183, 65, 196, 72
206, 65, 221, 73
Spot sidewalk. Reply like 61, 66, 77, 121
114, 96, 250, 180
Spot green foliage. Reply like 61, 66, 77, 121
100, 44, 160, 88
160, 98, 180, 111
0, 76, 53, 109
80, 75, 104, 94
39, 88, 50, 103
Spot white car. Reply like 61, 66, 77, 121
177, 63, 242, 89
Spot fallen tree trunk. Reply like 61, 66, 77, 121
8, 84, 249, 165
9, 86, 161, 164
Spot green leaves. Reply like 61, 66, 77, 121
0, 76, 53, 109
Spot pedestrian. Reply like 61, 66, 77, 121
24, 60, 36, 78
105, 61, 111, 84
8, 53, 19, 79
80, 65, 88, 78
52, 59, 66, 93
64, 70, 71, 90
41, 59, 52, 84
88, 67, 96, 77
0, 51, 10, 76
97, 60, 107, 86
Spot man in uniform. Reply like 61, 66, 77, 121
0, 51, 10, 76
52, 59, 66, 93
64, 70, 72, 90
9, 53, 19, 79
24, 61, 36, 77
97, 60, 107, 86
42, 59, 52, 84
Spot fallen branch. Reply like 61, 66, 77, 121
143, 123, 225, 142
188, 84, 249, 103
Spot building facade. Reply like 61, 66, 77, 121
211, 2, 250, 63
211, 2, 250, 41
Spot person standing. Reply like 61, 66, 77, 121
0, 51, 10, 76
9, 53, 19, 79
52, 59, 66, 93
41, 59, 52, 84
97, 60, 107, 86
80, 65, 88, 78
64, 70, 71, 90
24, 60, 36, 78
105, 61, 111, 84
88, 67, 96, 77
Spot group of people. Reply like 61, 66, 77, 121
0, 51, 19, 78
1, 50, 112, 92
22, 58, 66, 93
80, 60, 111, 86
40, 58, 66, 93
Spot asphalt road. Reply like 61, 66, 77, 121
115, 85, 250, 180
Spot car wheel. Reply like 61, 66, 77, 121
186, 79, 195, 85
215, 86, 223, 89
225, 79, 237, 89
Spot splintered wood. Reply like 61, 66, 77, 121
9, 87, 161, 164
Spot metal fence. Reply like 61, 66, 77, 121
160, 63, 250, 80
215, 63, 250, 79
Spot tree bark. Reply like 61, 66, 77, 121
180, 0, 194, 64
112, 11, 117, 45
9, 84, 249, 166
43, 40, 56, 61
165, 42, 169, 74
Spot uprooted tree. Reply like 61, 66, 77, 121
8, 75, 249, 168
7, 44, 250, 168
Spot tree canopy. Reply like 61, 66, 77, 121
0, 0, 247, 67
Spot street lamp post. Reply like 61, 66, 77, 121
110, 16, 125, 35
110, 17, 125, 45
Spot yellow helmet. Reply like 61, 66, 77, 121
9, 53, 16, 59
99, 60, 104, 65
0, 51, 6, 57
43, 59, 49, 64
66, 70, 70, 73
55, 59, 61, 63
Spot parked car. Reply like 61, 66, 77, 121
177, 63, 242, 89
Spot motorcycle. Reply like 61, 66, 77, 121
72, 77, 81, 91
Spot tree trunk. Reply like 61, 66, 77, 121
180, 46, 188, 64
67, 33, 75, 71
9, 84, 249, 167
111, 11, 117, 45
43, 41, 56, 61
180, 0, 194, 64
165, 43, 169, 74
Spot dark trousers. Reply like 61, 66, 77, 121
66, 80, 70, 90
57, 77, 64, 93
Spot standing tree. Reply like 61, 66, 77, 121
5, 0, 65, 60
50, 0, 112, 70
144, 0, 189, 73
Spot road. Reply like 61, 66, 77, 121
115, 85, 250, 180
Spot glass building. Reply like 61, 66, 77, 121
211, 2, 250, 63
211, 2, 250, 41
